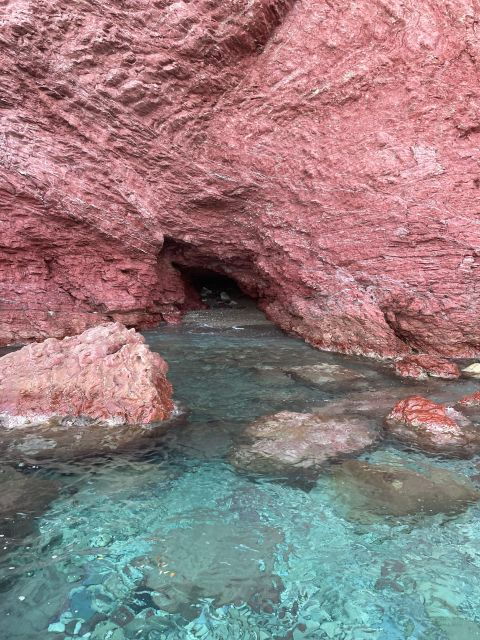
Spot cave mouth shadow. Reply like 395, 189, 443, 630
173, 265, 257, 310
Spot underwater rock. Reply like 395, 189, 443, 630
433, 616, 480, 640
457, 391, 480, 408
230, 411, 379, 474
0, 466, 59, 539
384, 396, 480, 457
333, 460, 479, 517
90, 620, 125, 640
0, 323, 173, 425
2, 1, 480, 359
144, 520, 283, 616
0, 410, 185, 462
284, 363, 367, 390
394, 355, 460, 380
454, 391, 480, 425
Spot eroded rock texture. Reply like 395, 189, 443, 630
2, 0, 480, 356
385, 395, 480, 457
0, 322, 173, 425
394, 355, 461, 380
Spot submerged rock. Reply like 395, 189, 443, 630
230, 411, 379, 475
0, 466, 59, 539
144, 520, 283, 616
284, 363, 367, 390
457, 391, 480, 408
0, 410, 185, 462
0, 323, 173, 425
394, 355, 460, 380
333, 460, 479, 518
385, 396, 480, 457
454, 392, 480, 426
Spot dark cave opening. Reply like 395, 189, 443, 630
173, 265, 257, 310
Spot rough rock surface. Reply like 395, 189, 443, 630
394, 355, 460, 380
458, 391, 480, 407
0, 322, 173, 425
334, 460, 479, 518
385, 395, 480, 457
0, 412, 186, 462
230, 410, 379, 474
2, 1, 480, 358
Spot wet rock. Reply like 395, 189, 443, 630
456, 391, 480, 408
230, 411, 379, 475
0, 409, 185, 463
385, 396, 480, 457
144, 520, 283, 617
251, 365, 289, 383
454, 392, 480, 426
284, 363, 368, 390
0, 466, 59, 539
314, 386, 438, 422
0, 322, 173, 425
394, 355, 460, 380
462, 363, 480, 378
333, 460, 479, 517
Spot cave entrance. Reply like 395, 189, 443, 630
174, 266, 257, 310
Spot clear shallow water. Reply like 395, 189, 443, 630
1, 314, 480, 639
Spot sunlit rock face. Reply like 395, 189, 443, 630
2, 0, 480, 357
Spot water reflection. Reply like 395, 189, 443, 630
0, 311, 480, 638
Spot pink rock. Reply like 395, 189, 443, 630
2, 1, 480, 358
394, 355, 460, 380
385, 396, 480, 457
231, 410, 379, 474
457, 391, 480, 407
0, 323, 173, 425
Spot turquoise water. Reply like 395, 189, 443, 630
1, 316, 480, 639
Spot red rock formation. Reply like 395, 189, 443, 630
385, 395, 480, 457
2, 0, 480, 357
0, 322, 173, 424
394, 355, 460, 380
231, 410, 379, 474
457, 391, 480, 407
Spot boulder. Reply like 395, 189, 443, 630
457, 391, 480, 408
0, 323, 179, 459
454, 391, 480, 426
384, 396, 480, 457
394, 355, 460, 380
0, 323, 173, 425
0, 413, 184, 462
284, 363, 367, 390
230, 411, 379, 474
333, 460, 479, 518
